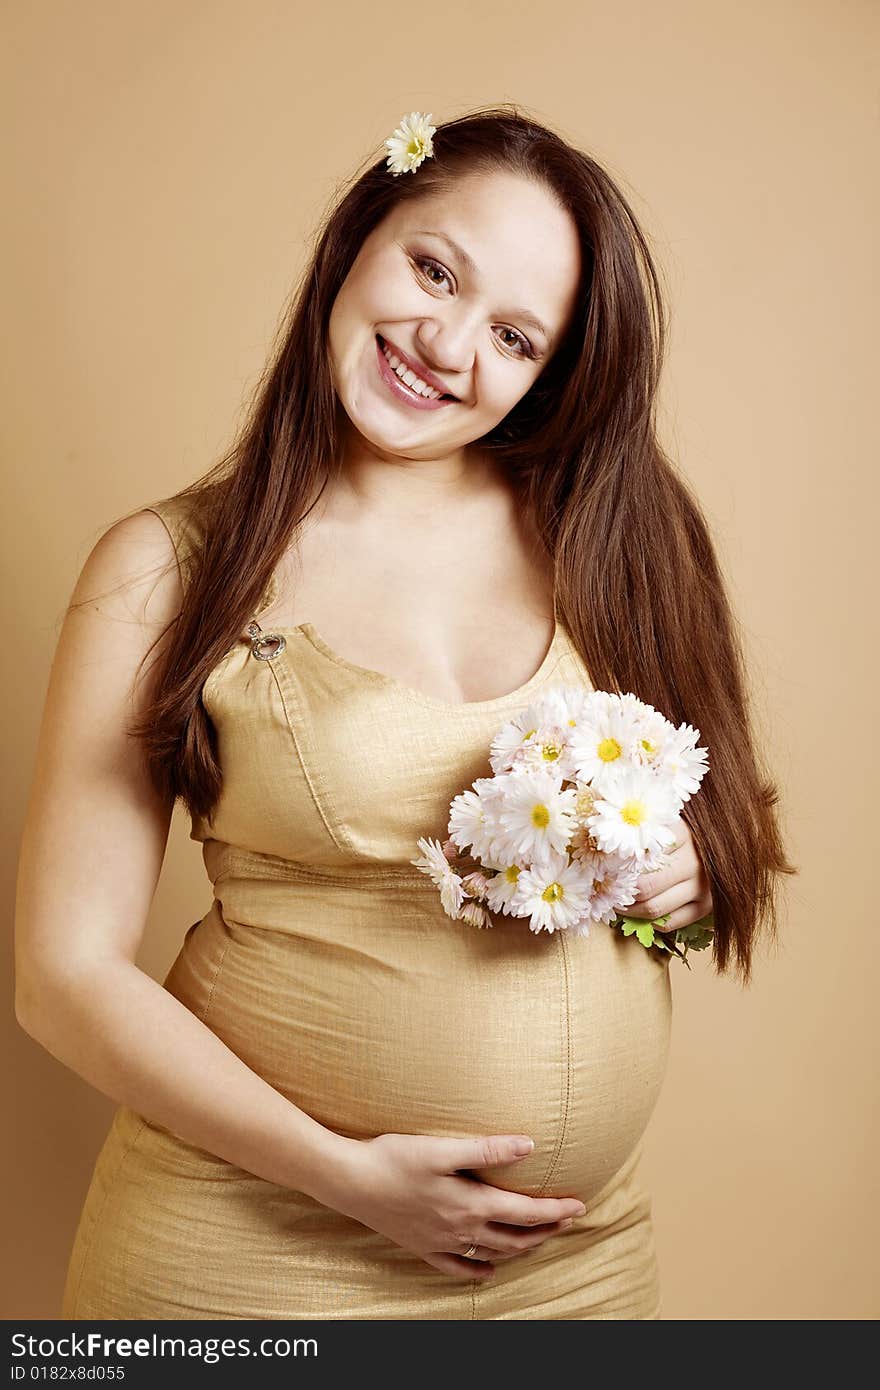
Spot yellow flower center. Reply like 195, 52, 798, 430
598, 736, 622, 763
541, 741, 563, 762
621, 799, 648, 827
542, 882, 564, 903
576, 786, 596, 816
505, 864, 521, 884
640, 737, 657, 756
531, 802, 551, 828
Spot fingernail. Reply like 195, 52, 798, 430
514, 1138, 535, 1155
561, 1218, 573, 1228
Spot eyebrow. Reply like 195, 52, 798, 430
412, 228, 552, 342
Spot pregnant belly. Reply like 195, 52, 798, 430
163, 885, 672, 1207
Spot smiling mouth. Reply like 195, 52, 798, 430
376, 334, 458, 401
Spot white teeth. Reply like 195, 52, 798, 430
380, 340, 446, 400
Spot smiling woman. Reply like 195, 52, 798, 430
16, 105, 795, 1323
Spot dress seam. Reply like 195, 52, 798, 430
265, 658, 352, 856
199, 939, 232, 1026
535, 929, 573, 1197
211, 844, 432, 889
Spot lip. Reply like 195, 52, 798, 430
375, 334, 459, 410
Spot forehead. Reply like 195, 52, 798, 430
390, 171, 582, 337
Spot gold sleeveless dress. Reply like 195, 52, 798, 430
61, 494, 673, 1320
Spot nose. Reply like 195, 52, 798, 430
415, 314, 477, 384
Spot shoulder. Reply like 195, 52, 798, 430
68, 504, 191, 639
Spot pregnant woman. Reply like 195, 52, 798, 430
15, 108, 793, 1320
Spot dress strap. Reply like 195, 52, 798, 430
143, 494, 207, 601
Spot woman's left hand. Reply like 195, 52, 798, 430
626, 815, 714, 933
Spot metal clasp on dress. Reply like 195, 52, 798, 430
245, 618, 286, 661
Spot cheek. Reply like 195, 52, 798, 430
485, 368, 535, 417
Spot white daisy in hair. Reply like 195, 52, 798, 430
567, 696, 643, 792
494, 767, 578, 865
574, 848, 643, 926
384, 111, 436, 175
510, 850, 596, 934
447, 780, 505, 862
659, 722, 710, 804
411, 837, 469, 918
585, 766, 681, 862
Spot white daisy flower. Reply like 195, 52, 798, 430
509, 721, 580, 781
585, 766, 681, 862
629, 704, 675, 770
489, 699, 552, 774
490, 684, 598, 777
567, 697, 643, 792
574, 848, 643, 925
494, 768, 579, 866
384, 111, 436, 175
461, 870, 493, 901
529, 682, 596, 730
617, 691, 662, 722
659, 722, 710, 803
448, 780, 504, 862
484, 862, 526, 916
510, 850, 596, 934
458, 900, 493, 929
410, 836, 468, 918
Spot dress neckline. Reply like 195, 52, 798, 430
292, 617, 563, 712
252, 559, 564, 712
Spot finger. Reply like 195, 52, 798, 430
491, 1194, 587, 1227
423, 1251, 495, 1280
655, 900, 711, 934
482, 1217, 575, 1254
626, 877, 697, 924
631, 823, 693, 901
441, 1134, 535, 1172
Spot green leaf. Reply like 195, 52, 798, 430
635, 920, 655, 948
680, 927, 714, 952
675, 914, 715, 951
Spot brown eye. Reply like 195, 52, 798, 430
413, 256, 452, 289
496, 326, 532, 357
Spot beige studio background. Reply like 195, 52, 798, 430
3, 0, 877, 1320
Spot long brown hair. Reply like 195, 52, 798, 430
85, 105, 797, 985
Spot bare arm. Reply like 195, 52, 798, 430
13, 509, 359, 1207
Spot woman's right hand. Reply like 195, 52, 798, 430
331, 1132, 588, 1280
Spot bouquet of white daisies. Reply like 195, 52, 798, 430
411, 683, 714, 967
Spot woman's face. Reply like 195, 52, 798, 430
326, 170, 582, 463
